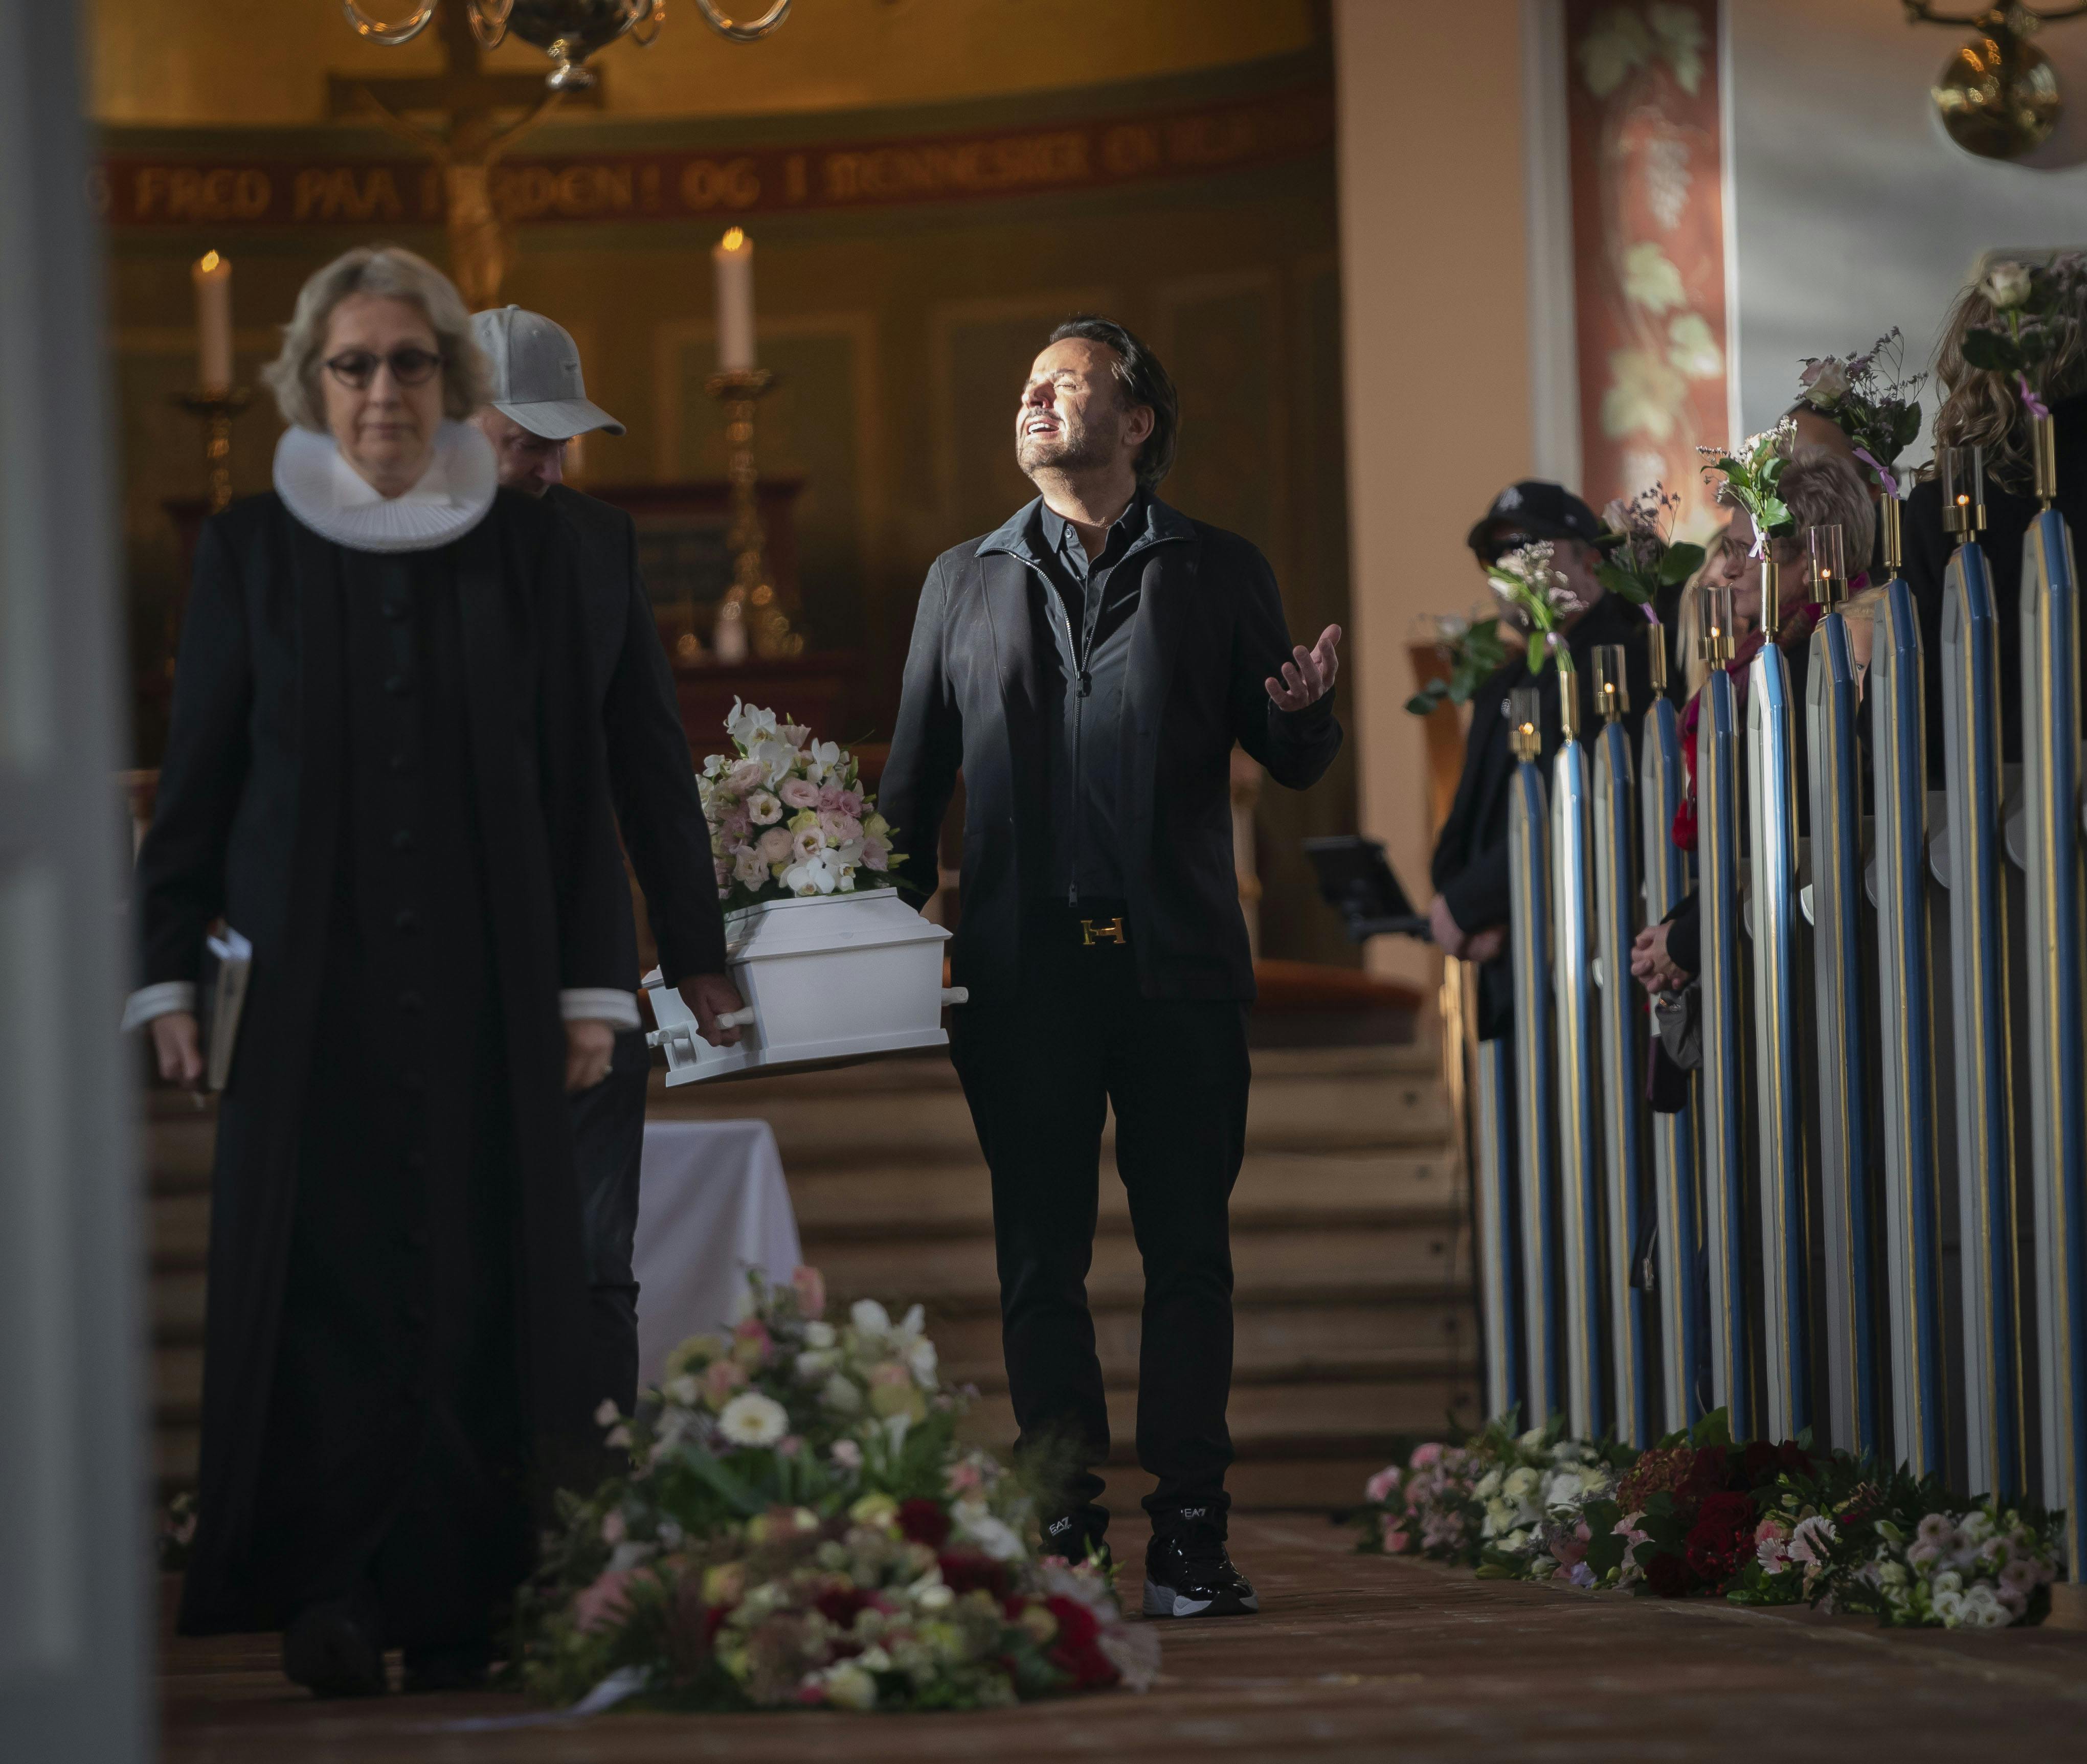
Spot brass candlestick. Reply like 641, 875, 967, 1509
1701, 585, 1736, 665
1649, 626, 1670, 695
1558, 660, 1583, 741
705, 368, 804, 663
2033, 411, 2059, 512
172, 386, 255, 516
1880, 495, 1904, 578
1760, 552, 1782, 642
1592, 644, 1628, 721
1509, 686, 1542, 761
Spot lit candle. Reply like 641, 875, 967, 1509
192, 251, 233, 393
712, 227, 756, 373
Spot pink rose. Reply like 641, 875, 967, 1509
731, 1316, 773, 1367
1410, 1441, 1444, 1467
753, 826, 791, 863
572, 1567, 642, 1635
818, 783, 843, 811
860, 837, 889, 871
1365, 1466, 1400, 1505
747, 790, 782, 825
867, 1361, 911, 1388
721, 808, 752, 841
791, 1264, 826, 1318
724, 757, 766, 795
779, 777, 820, 809
819, 810, 863, 847
701, 1359, 748, 1408
1379, 1520, 1410, 1553
791, 827, 824, 863
837, 788, 864, 819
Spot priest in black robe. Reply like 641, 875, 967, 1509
126, 246, 634, 1697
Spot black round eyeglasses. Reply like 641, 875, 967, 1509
322, 346, 444, 390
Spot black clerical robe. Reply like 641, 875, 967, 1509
137, 490, 630, 1639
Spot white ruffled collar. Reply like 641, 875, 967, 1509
274, 421, 498, 553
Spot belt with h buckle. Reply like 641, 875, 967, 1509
1079, 915, 1127, 947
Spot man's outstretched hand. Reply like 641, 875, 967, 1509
1266, 623, 1342, 711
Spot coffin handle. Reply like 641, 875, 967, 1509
940, 987, 970, 1006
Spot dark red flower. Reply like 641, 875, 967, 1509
938, 1550, 1012, 1602
1739, 1439, 1813, 1487
1684, 1490, 1756, 1586
1044, 1595, 1101, 1650
816, 1585, 874, 1628
1679, 1444, 1732, 1502
897, 1497, 953, 1548
1643, 1550, 1696, 1598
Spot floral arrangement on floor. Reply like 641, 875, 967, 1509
1793, 328, 1926, 495
514, 1267, 1157, 1713
698, 701, 905, 910
1355, 1409, 2064, 1631
1594, 483, 1705, 623
1486, 541, 1583, 676
1698, 416, 1798, 557
1961, 255, 2085, 421
1405, 612, 1511, 716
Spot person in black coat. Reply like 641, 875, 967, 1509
1427, 483, 1654, 1041
1900, 270, 2087, 776
470, 305, 744, 1418
879, 316, 1341, 1619
125, 248, 634, 1696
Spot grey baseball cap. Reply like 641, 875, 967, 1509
470, 304, 625, 439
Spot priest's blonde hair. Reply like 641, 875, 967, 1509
263, 245, 490, 432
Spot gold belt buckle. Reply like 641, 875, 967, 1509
1080, 916, 1126, 947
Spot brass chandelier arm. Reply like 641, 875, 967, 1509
1904, 2, 2087, 24
692, 0, 794, 43
341, 1, 438, 45
630, 0, 667, 46
466, 1, 515, 51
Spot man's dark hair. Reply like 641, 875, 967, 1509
1047, 314, 1179, 490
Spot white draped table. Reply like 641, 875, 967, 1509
632, 1119, 801, 1391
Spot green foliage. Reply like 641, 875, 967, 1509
1406, 617, 1509, 716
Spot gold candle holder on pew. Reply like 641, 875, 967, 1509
2032, 411, 2059, 512
1509, 685, 1542, 761
1809, 523, 1847, 611
1592, 644, 1628, 721
1558, 660, 1583, 742
1759, 550, 1783, 642
1700, 584, 1736, 665
171, 385, 255, 518
1648, 625, 1669, 696
1880, 494, 1904, 578
1942, 444, 1987, 540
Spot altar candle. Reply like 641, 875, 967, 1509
713, 228, 756, 372
192, 251, 234, 393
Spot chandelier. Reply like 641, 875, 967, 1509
342, 1, 793, 89
1904, 2, 2087, 160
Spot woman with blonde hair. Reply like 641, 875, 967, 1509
1902, 257, 2087, 766
126, 245, 633, 1694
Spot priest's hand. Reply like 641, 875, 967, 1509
679, 972, 747, 1048
1265, 623, 1342, 711
150, 1010, 205, 1089
565, 1019, 616, 1092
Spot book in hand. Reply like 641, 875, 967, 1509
198, 925, 252, 1093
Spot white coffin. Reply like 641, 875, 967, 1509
643, 888, 963, 1085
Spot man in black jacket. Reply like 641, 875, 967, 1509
1429, 482, 1652, 1041
880, 316, 1341, 1619
471, 305, 745, 1416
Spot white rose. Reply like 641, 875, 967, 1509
1982, 260, 2032, 310
1799, 357, 1850, 408
850, 1298, 892, 1338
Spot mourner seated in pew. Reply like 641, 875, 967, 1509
1631, 447, 1875, 994
1427, 481, 1654, 1040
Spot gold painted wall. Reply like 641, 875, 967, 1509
89, 0, 1319, 125
105, 51, 1361, 966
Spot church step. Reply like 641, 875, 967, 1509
953, 1376, 1476, 1459
926, 1300, 1471, 1390
787, 1147, 1463, 1239
809, 1222, 1468, 1312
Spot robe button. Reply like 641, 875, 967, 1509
394, 908, 420, 932
398, 989, 424, 1013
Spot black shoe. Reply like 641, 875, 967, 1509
282, 1590, 387, 1697
1040, 1510, 1114, 1575
401, 1638, 491, 1694
1142, 1523, 1258, 1618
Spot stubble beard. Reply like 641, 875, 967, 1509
1017, 415, 1110, 483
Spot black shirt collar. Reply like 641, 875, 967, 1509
1037, 488, 1148, 569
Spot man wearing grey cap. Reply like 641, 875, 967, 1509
471, 304, 744, 1416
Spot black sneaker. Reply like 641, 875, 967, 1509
282, 1589, 387, 1697
1040, 1509, 1114, 1575
1142, 1523, 1258, 1618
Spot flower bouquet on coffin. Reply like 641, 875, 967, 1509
514, 1267, 1158, 1714
1486, 541, 1583, 678
645, 701, 967, 1085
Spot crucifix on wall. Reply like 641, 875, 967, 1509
327, 7, 601, 307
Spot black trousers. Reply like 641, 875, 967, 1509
951, 908, 1250, 1533
568, 1026, 652, 1417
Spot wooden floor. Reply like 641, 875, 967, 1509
162, 1515, 2087, 1762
